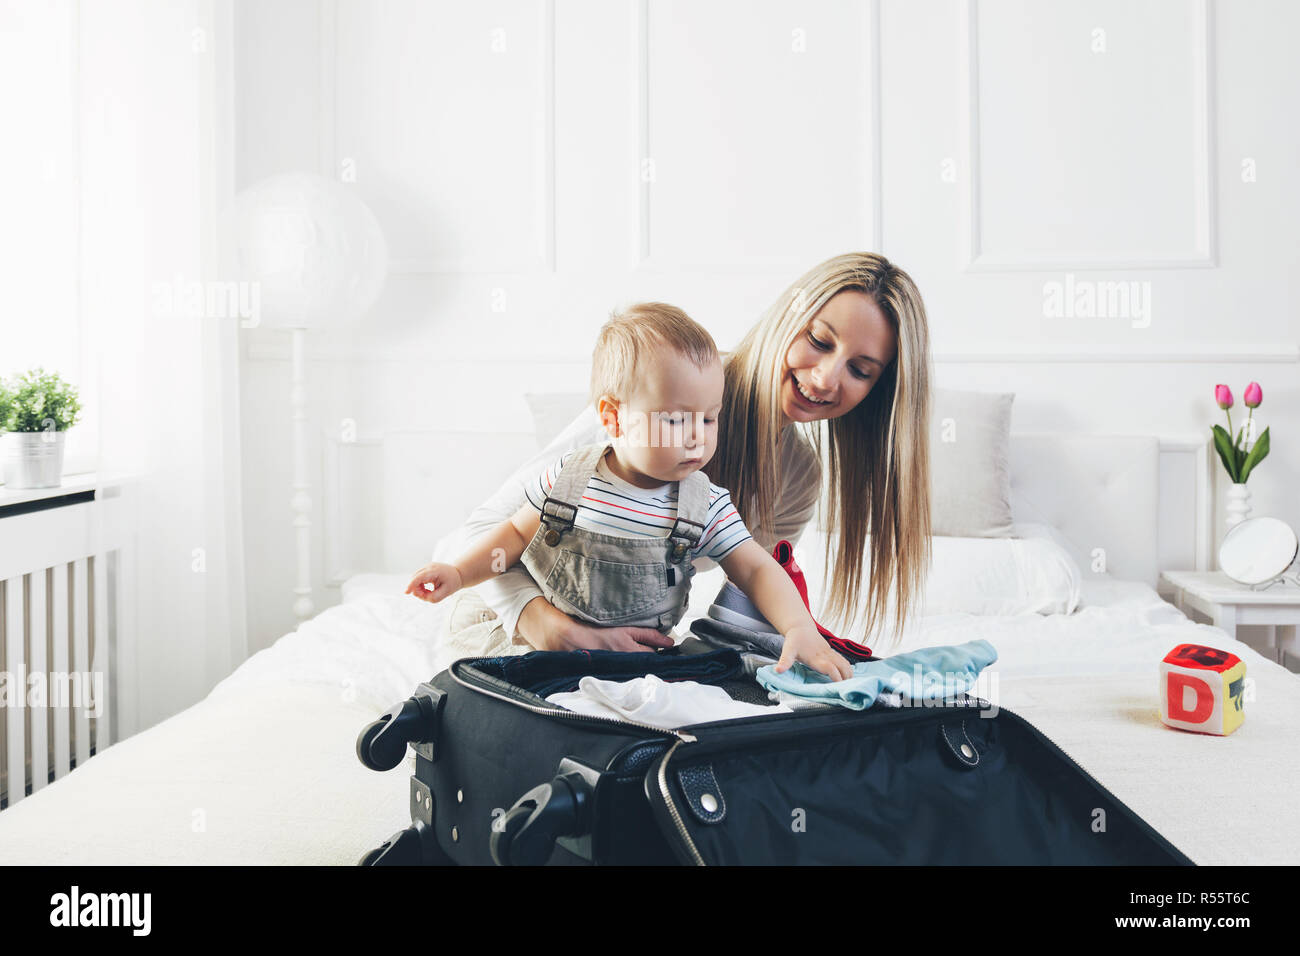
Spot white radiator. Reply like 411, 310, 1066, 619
0, 485, 131, 811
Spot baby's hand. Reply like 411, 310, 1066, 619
405, 562, 463, 604
776, 625, 854, 682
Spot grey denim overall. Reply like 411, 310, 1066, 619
520, 441, 711, 633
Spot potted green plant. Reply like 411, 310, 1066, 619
0, 368, 83, 490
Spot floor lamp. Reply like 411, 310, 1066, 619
228, 171, 388, 621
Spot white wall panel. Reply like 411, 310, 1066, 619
965, 0, 1213, 269
328, 0, 554, 273
638, 0, 879, 270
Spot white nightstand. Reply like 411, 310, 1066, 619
1159, 570, 1300, 670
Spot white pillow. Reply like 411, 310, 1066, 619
788, 523, 1081, 621
925, 528, 1081, 615
524, 392, 591, 449
930, 389, 1017, 537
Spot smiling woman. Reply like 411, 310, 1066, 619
703, 252, 933, 650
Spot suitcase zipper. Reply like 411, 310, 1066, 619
983, 701, 1110, 795
451, 662, 1128, 791
991, 702, 1102, 774
649, 700, 976, 866
449, 660, 698, 743
651, 696, 1193, 866
989, 702, 1193, 862
655, 736, 706, 866
673, 696, 1141, 812
683, 694, 1122, 812
449, 657, 877, 741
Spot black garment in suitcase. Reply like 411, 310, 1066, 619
355, 645, 1194, 866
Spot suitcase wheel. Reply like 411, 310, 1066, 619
489, 772, 594, 866
356, 696, 437, 771
358, 820, 455, 866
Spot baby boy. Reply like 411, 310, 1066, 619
406, 303, 851, 681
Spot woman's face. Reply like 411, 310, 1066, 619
780, 290, 898, 426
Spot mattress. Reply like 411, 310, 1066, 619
0, 571, 1294, 865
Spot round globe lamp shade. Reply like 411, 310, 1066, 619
228, 171, 388, 330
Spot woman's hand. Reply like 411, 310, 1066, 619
776, 624, 853, 681
516, 596, 674, 652
565, 621, 676, 653
405, 562, 463, 604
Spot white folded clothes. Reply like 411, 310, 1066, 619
546, 673, 794, 729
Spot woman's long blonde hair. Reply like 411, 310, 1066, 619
703, 252, 932, 649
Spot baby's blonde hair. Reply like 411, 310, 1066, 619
589, 302, 719, 406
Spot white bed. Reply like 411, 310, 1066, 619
0, 423, 1295, 866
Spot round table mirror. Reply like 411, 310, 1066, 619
1218, 516, 1299, 586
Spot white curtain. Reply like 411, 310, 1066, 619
80, 0, 247, 736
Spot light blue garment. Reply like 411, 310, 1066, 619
755, 639, 998, 711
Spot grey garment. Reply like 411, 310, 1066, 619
688, 614, 786, 661
707, 579, 781, 634
737, 651, 780, 679
687, 618, 837, 708
520, 441, 712, 633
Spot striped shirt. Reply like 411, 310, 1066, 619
523, 449, 754, 563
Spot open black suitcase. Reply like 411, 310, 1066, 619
355, 643, 1194, 866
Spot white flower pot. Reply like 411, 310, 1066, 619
2, 431, 67, 489
1225, 482, 1252, 532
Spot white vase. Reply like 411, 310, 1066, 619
1226, 482, 1252, 531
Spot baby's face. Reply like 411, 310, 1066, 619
613, 350, 724, 484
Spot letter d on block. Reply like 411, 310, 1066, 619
1158, 643, 1246, 735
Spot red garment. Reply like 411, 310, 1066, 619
771, 540, 874, 661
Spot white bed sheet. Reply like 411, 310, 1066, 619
0, 571, 1295, 865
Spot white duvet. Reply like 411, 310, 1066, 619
0, 572, 1295, 865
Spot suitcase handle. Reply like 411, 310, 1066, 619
490, 772, 595, 866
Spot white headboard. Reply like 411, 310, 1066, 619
322, 427, 539, 588
1008, 432, 1210, 586
321, 427, 1210, 592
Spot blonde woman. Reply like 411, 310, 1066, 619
441, 251, 932, 657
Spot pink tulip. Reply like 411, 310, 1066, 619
1244, 382, 1262, 408
1215, 384, 1233, 409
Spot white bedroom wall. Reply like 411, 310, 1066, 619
234, 0, 1299, 654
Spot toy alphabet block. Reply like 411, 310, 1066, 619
1159, 643, 1245, 735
